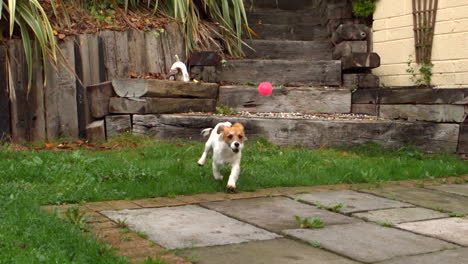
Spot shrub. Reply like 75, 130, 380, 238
352, 0, 377, 18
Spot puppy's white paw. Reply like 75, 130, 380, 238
226, 184, 237, 193
213, 175, 223, 181
197, 160, 204, 166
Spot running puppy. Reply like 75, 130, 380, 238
197, 122, 247, 192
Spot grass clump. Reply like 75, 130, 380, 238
316, 202, 344, 212
216, 104, 238, 115
295, 216, 325, 229
448, 212, 465, 217
352, 0, 377, 17
376, 221, 394, 227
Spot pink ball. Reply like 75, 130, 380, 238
258, 82, 273, 96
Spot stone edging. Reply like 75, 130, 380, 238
41, 175, 467, 264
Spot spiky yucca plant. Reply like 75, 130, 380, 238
1, 0, 57, 90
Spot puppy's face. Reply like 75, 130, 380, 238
217, 123, 247, 153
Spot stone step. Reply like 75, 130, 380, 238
247, 9, 322, 25
219, 86, 351, 113
250, 24, 328, 41
245, 0, 317, 10
219, 59, 341, 86
244, 40, 332, 60
132, 114, 460, 153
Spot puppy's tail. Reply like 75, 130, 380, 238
200, 128, 212, 137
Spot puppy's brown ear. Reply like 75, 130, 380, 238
232, 123, 244, 129
217, 125, 225, 134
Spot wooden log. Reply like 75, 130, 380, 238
7, 40, 46, 142
0, 44, 10, 140
332, 41, 367, 59
86, 120, 105, 142
29, 44, 46, 141
111, 79, 218, 98
87, 81, 114, 119
380, 88, 468, 104
331, 24, 369, 44
351, 104, 378, 116
327, 1, 353, 19
109, 97, 217, 114
188, 51, 220, 66
341, 52, 380, 71
75, 34, 102, 137
190, 66, 218, 83
343, 73, 380, 89
457, 117, 468, 153
380, 105, 465, 123
352, 88, 468, 104
105, 115, 131, 138
161, 23, 186, 73
219, 86, 351, 113
100, 31, 129, 80
8, 40, 29, 142
145, 30, 166, 74
134, 114, 460, 153
115, 31, 130, 79
44, 38, 79, 140
128, 29, 147, 75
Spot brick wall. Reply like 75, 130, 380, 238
372, 0, 468, 88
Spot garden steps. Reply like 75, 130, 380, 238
244, 40, 332, 60
132, 114, 460, 153
216, 0, 341, 87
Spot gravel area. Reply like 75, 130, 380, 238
184, 111, 386, 121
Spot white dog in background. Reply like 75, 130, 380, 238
197, 122, 247, 192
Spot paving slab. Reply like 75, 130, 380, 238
101, 205, 280, 249
179, 238, 361, 264
200, 197, 360, 232
352, 207, 447, 224
284, 222, 458, 263
426, 184, 468, 197
363, 186, 468, 213
378, 248, 468, 264
290, 190, 411, 213
397, 217, 468, 246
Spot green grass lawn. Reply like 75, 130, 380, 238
1, 135, 467, 263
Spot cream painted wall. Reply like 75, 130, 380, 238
372, 0, 468, 88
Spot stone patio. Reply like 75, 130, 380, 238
43, 177, 468, 264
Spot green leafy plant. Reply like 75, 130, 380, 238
376, 221, 394, 227
448, 212, 465, 217
309, 242, 322, 248
64, 206, 89, 231
454, 177, 464, 184
295, 216, 325, 229
216, 104, 238, 115
90, 2, 117, 25
406, 56, 434, 87
352, 0, 377, 17
316, 202, 344, 212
